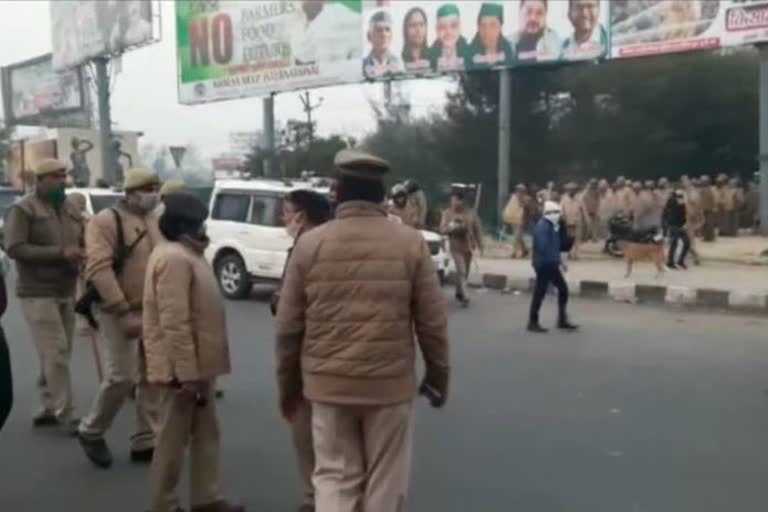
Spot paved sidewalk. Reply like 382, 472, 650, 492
467, 257, 768, 312
485, 235, 768, 266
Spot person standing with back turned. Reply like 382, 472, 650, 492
4, 158, 84, 434
276, 149, 450, 512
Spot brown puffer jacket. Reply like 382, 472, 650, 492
275, 201, 450, 407
143, 240, 231, 384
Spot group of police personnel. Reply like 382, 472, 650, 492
3, 150, 452, 512
502, 174, 757, 262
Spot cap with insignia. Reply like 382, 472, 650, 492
478, 2, 503, 23
437, 3, 460, 19
34, 158, 67, 177
334, 149, 390, 180
160, 179, 186, 196
124, 167, 160, 191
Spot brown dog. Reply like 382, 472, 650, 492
623, 241, 666, 278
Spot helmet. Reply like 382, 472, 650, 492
391, 184, 407, 197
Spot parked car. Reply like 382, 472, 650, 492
205, 179, 450, 299
65, 187, 124, 215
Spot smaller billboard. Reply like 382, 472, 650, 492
1, 54, 85, 127
51, 0, 156, 70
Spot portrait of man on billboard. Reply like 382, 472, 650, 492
97, 0, 152, 54
466, 3, 515, 69
562, 0, 607, 60
512, 0, 562, 62
428, 3, 469, 72
401, 7, 430, 72
364, 11, 404, 78
293, 0, 361, 66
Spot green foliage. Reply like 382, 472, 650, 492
363, 49, 760, 225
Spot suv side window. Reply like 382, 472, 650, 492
249, 194, 280, 226
212, 193, 250, 222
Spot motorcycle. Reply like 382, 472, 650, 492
604, 212, 663, 258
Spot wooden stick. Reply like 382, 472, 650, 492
87, 327, 103, 382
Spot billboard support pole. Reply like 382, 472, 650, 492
497, 69, 512, 228
263, 94, 275, 178
95, 57, 114, 185
759, 45, 768, 235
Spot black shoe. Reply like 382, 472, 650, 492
666, 264, 678, 270
32, 410, 59, 428
215, 389, 224, 399
558, 320, 579, 331
677, 262, 688, 270
527, 323, 548, 333
130, 447, 154, 463
456, 294, 470, 307
77, 434, 113, 468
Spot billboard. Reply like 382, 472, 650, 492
610, 1, 768, 59
361, 0, 610, 80
176, 0, 364, 105
1, 54, 86, 127
51, 0, 156, 70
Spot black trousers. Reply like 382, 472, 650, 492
0, 326, 11, 432
529, 264, 569, 325
667, 226, 691, 266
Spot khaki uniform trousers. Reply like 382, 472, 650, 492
292, 400, 315, 506
79, 312, 159, 450
20, 297, 76, 421
149, 383, 222, 512
451, 251, 472, 299
312, 401, 413, 512
510, 224, 528, 258
567, 223, 583, 259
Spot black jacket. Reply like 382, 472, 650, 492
663, 198, 687, 229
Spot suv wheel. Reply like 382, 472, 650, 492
215, 254, 251, 300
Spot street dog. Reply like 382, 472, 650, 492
623, 240, 666, 278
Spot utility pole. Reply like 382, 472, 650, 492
263, 93, 275, 177
497, 69, 512, 228
299, 91, 323, 144
759, 44, 768, 235
94, 57, 114, 185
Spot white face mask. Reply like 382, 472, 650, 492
134, 192, 160, 213
544, 212, 561, 225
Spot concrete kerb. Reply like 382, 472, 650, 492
472, 272, 766, 314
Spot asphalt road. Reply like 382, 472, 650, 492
2, 286, 768, 512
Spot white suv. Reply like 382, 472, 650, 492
205, 179, 450, 299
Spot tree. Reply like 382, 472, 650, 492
241, 125, 350, 178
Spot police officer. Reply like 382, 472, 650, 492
77, 168, 163, 468
5, 158, 84, 433
144, 192, 244, 512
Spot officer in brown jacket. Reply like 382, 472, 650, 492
276, 150, 450, 512
4, 158, 83, 432
77, 168, 163, 468
144, 192, 243, 512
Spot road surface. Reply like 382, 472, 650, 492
1, 288, 767, 512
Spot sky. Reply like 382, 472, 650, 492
0, 0, 454, 158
